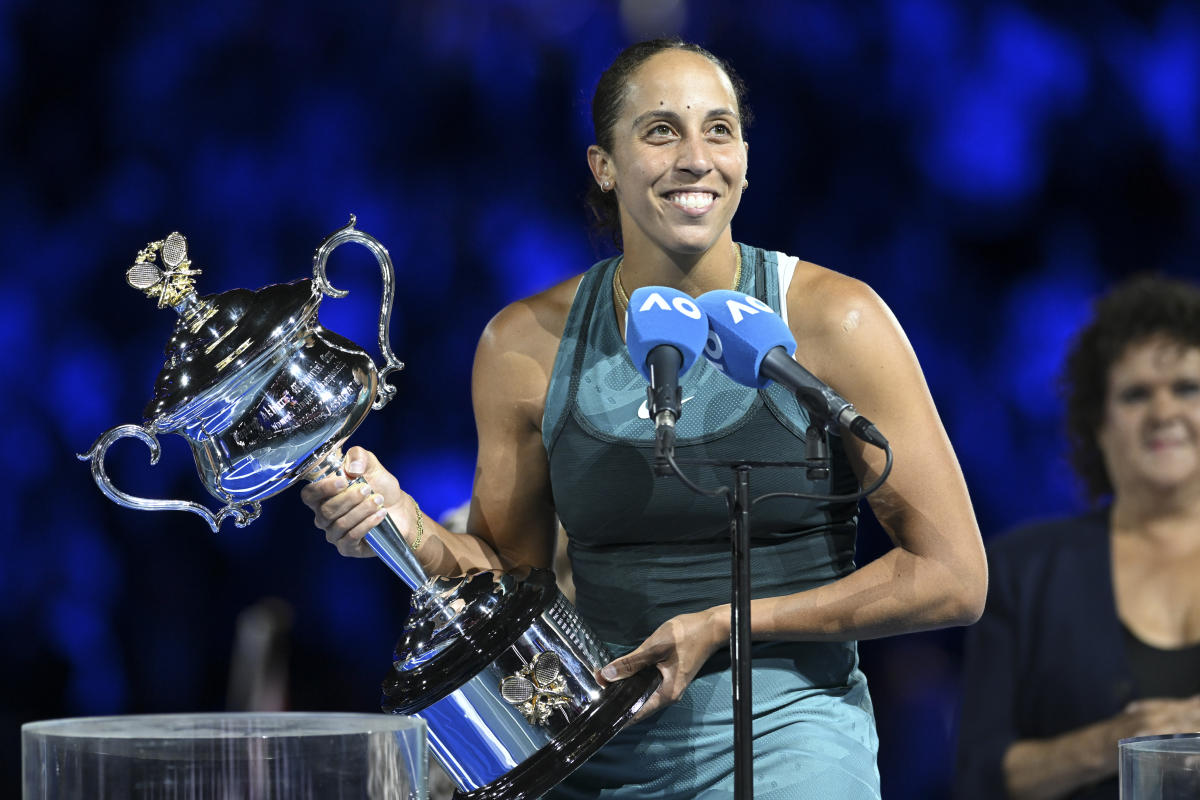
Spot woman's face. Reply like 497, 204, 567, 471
1097, 337, 1200, 500
589, 49, 748, 257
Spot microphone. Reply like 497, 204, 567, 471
625, 286, 710, 465
695, 290, 888, 449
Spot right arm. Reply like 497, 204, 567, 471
1002, 697, 1200, 799
301, 279, 575, 576
955, 542, 1200, 799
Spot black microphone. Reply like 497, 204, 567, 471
624, 286, 711, 465
696, 290, 889, 449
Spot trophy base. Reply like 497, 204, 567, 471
384, 568, 663, 797
452, 668, 660, 800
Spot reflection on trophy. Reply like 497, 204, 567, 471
79, 217, 658, 799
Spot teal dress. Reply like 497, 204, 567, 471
542, 245, 881, 798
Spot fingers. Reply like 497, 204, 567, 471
321, 484, 387, 552
1125, 696, 1200, 737
599, 649, 655, 684
344, 446, 376, 479
598, 640, 685, 725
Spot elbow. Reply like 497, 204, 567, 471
950, 556, 988, 626
928, 546, 988, 627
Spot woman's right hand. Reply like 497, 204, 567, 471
1120, 695, 1200, 738
300, 445, 409, 558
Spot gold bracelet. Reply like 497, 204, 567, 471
410, 500, 424, 552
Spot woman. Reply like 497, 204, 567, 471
955, 276, 1200, 800
305, 39, 985, 798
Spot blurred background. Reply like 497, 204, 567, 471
2, 0, 1198, 796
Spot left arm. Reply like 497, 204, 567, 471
749, 271, 987, 640
602, 268, 987, 718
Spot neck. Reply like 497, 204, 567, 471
618, 232, 739, 297
1110, 486, 1200, 552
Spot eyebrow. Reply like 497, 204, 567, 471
630, 108, 738, 130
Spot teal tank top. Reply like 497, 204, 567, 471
543, 244, 860, 649
542, 245, 881, 799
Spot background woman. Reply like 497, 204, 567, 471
305, 38, 986, 798
955, 275, 1200, 800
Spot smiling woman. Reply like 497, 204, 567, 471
304, 37, 986, 798
956, 275, 1200, 800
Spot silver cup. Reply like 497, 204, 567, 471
80, 218, 658, 800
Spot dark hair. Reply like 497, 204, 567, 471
1061, 274, 1200, 503
586, 38, 753, 250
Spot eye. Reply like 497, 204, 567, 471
709, 122, 733, 137
1172, 379, 1200, 398
648, 123, 675, 137
1116, 385, 1150, 404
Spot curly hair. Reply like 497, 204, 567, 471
1061, 274, 1200, 503
585, 38, 752, 251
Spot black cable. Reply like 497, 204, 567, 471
660, 441, 894, 506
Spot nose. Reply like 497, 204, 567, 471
675, 135, 713, 176
1148, 387, 1182, 423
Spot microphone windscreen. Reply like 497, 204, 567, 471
625, 286, 710, 382
695, 290, 796, 388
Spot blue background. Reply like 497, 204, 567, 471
3, 0, 1199, 796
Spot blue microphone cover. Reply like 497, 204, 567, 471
625, 286, 710, 381
695, 290, 796, 388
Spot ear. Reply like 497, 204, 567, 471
587, 144, 614, 189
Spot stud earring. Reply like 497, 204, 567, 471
742, 179, 749, 192
602, 181, 611, 191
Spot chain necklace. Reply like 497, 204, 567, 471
613, 242, 743, 316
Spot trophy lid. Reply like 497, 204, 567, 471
127, 233, 322, 423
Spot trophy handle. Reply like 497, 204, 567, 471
78, 424, 263, 533
312, 215, 406, 411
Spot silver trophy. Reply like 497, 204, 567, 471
80, 218, 658, 799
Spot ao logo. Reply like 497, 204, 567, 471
722, 295, 772, 323
703, 295, 775, 368
637, 292, 703, 319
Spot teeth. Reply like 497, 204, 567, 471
668, 192, 714, 209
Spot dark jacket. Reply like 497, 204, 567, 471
954, 511, 1133, 800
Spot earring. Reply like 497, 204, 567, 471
742, 179, 749, 192
602, 180, 612, 192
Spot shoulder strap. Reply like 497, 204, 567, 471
542, 257, 616, 455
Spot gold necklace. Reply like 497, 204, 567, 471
613, 243, 742, 317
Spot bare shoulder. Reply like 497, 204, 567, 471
474, 273, 585, 417
785, 261, 900, 377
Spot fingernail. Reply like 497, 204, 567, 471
334, 478, 348, 490
359, 485, 372, 497
372, 494, 385, 507
601, 665, 617, 680
347, 459, 365, 473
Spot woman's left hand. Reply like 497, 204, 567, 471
597, 605, 729, 723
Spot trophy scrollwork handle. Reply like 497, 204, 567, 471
77, 425, 262, 532
312, 214, 406, 411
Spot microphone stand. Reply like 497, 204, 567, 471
662, 440, 891, 800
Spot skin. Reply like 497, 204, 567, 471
302, 48, 987, 724
1001, 338, 1200, 800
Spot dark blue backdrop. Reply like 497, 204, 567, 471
3, 0, 1198, 796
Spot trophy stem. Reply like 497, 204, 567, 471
362, 512, 429, 592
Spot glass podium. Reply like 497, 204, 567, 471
22, 712, 426, 799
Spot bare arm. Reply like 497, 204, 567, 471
747, 271, 987, 640
1004, 697, 1200, 799
603, 270, 987, 717
302, 281, 573, 577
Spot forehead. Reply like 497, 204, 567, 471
620, 49, 738, 118
1109, 337, 1200, 383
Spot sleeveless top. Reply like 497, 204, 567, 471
542, 244, 881, 798
543, 244, 860, 650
